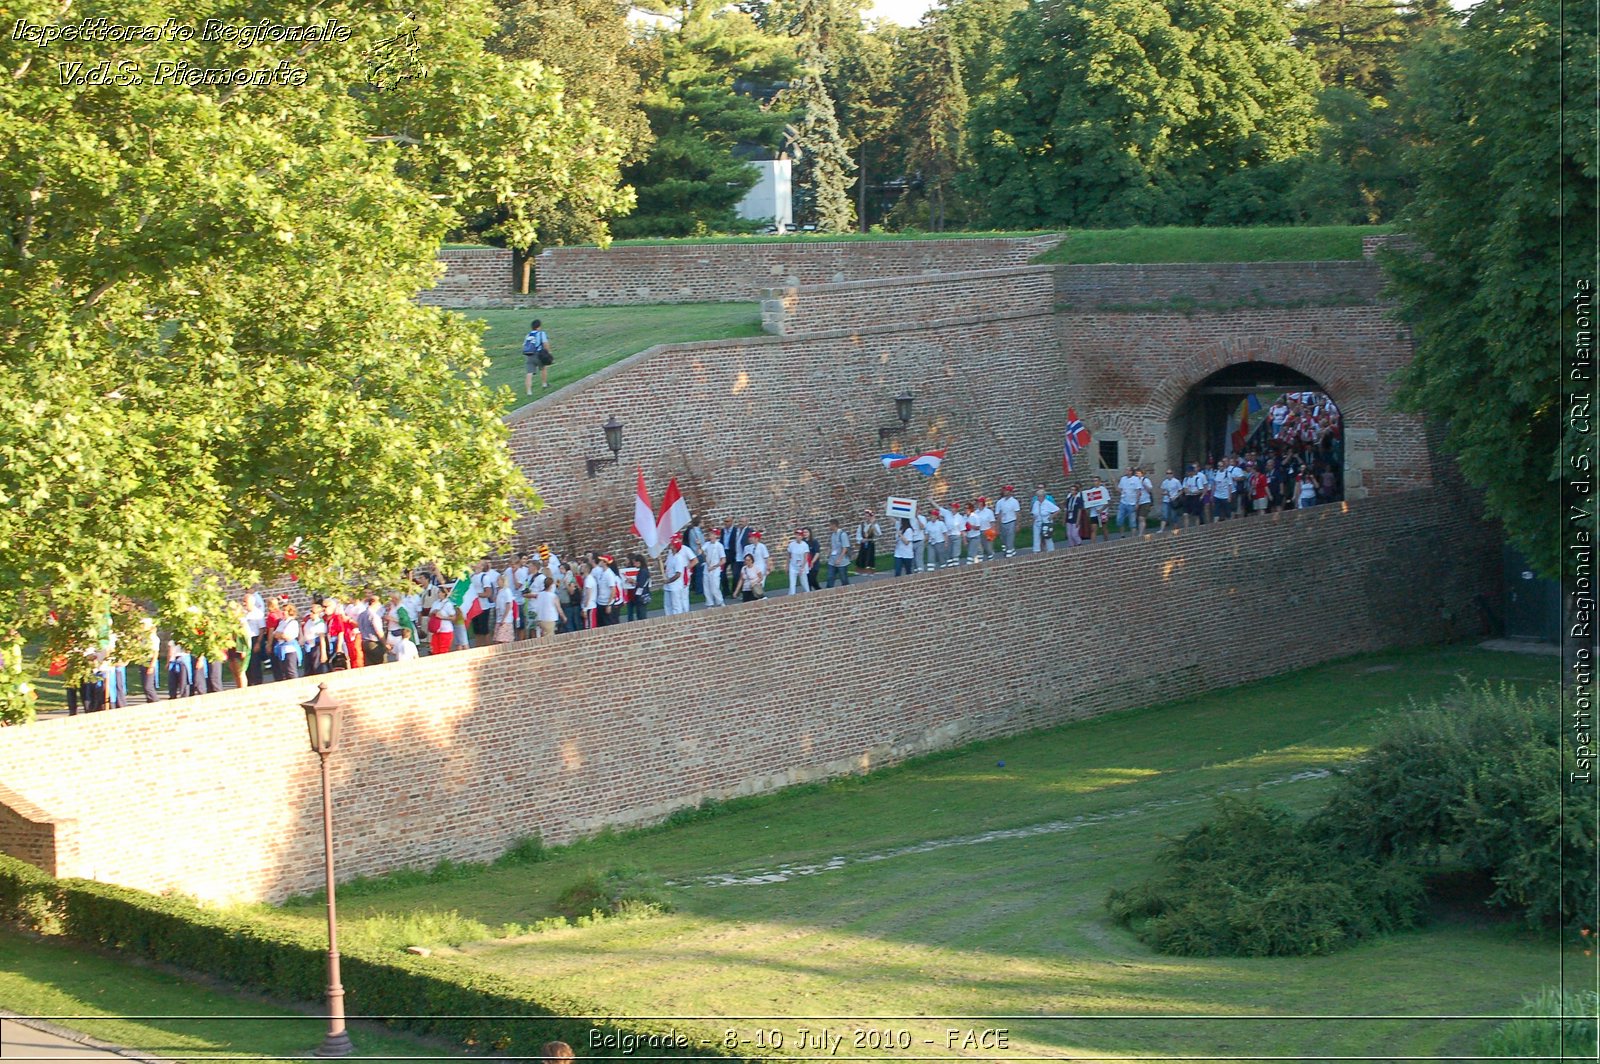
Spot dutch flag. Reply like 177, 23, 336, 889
880, 450, 946, 476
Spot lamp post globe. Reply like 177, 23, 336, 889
300, 684, 353, 1057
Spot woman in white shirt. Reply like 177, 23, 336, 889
893, 519, 916, 577
492, 581, 516, 644
428, 597, 457, 657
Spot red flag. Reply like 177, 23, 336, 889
632, 468, 659, 554
655, 477, 691, 549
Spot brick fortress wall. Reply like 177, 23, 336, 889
0, 489, 1496, 903
502, 258, 1416, 555
530, 234, 1064, 306
416, 248, 521, 308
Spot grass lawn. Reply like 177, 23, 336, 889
0, 928, 467, 1064
257, 643, 1569, 1062
461, 304, 764, 411
1037, 225, 1392, 265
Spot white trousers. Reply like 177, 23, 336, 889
703, 567, 725, 606
788, 565, 808, 594
665, 583, 690, 615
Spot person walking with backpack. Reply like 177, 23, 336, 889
522, 319, 553, 394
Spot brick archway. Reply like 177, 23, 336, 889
1148, 338, 1372, 426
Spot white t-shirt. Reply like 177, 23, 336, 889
1118, 475, 1142, 506
972, 506, 995, 532
925, 516, 947, 543
1162, 477, 1183, 503
894, 528, 915, 558
533, 589, 559, 623
1211, 469, 1233, 499
388, 635, 419, 661
494, 584, 515, 620
1183, 473, 1207, 496
748, 542, 770, 577
581, 571, 599, 610
431, 599, 457, 634
665, 546, 697, 586
1138, 476, 1153, 505
301, 616, 327, 646
995, 497, 1021, 523
702, 540, 726, 571
787, 540, 810, 569
275, 617, 301, 644
595, 566, 621, 607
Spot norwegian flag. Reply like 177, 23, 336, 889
1063, 408, 1091, 474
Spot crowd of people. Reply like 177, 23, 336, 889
54, 413, 1345, 710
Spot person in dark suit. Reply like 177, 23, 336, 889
721, 519, 748, 599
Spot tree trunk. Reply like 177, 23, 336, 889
857, 148, 869, 232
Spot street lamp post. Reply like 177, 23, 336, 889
301, 683, 353, 1058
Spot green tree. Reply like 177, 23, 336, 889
487, 0, 654, 244
894, 24, 969, 231
968, 0, 1320, 227
615, 6, 793, 236
1388, 0, 1597, 577
0, 0, 613, 708
775, 0, 857, 231
828, 21, 902, 229
924, 0, 1027, 101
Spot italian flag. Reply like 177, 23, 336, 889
449, 576, 485, 623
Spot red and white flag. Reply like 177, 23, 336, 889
632, 468, 659, 555
655, 476, 691, 549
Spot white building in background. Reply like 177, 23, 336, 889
736, 159, 793, 231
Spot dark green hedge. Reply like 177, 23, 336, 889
0, 856, 752, 1060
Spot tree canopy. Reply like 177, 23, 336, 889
0, 0, 640, 717
968, 0, 1321, 228
1388, 0, 1597, 578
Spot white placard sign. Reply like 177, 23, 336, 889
885, 496, 919, 521
1080, 486, 1111, 509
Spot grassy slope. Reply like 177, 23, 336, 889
0, 929, 465, 1064
258, 644, 1565, 1062
463, 304, 764, 412
1037, 225, 1392, 264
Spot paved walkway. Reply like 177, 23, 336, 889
0, 1017, 162, 1063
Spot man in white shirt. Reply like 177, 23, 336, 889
594, 555, 622, 626
1116, 468, 1143, 538
531, 581, 559, 638
701, 528, 727, 607
967, 500, 992, 563
906, 510, 928, 571
938, 503, 961, 566
1159, 469, 1183, 532
1181, 464, 1208, 528
241, 591, 266, 686
663, 534, 698, 615
994, 486, 1022, 557
785, 530, 811, 595
1030, 486, 1059, 552
1136, 468, 1154, 535
1211, 459, 1236, 520
923, 506, 948, 568
1227, 459, 1249, 518
581, 563, 600, 628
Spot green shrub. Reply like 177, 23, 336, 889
1313, 683, 1594, 929
0, 854, 732, 1059
1106, 796, 1424, 957
556, 867, 674, 921
1479, 988, 1599, 1062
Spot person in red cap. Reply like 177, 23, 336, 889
663, 533, 696, 616
995, 485, 1022, 557
747, 529, 770, 583
970, 497, 996, 562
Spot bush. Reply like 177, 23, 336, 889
1479, 988, 1599, 1062
0, 855, 735, 1059
556, 867, 675, 921
1106, 796, 1424, 957
1313, 683, 1594, 929
1108, 683, 1591, 958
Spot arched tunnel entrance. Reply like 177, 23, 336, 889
1167, 362, 1345, 503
